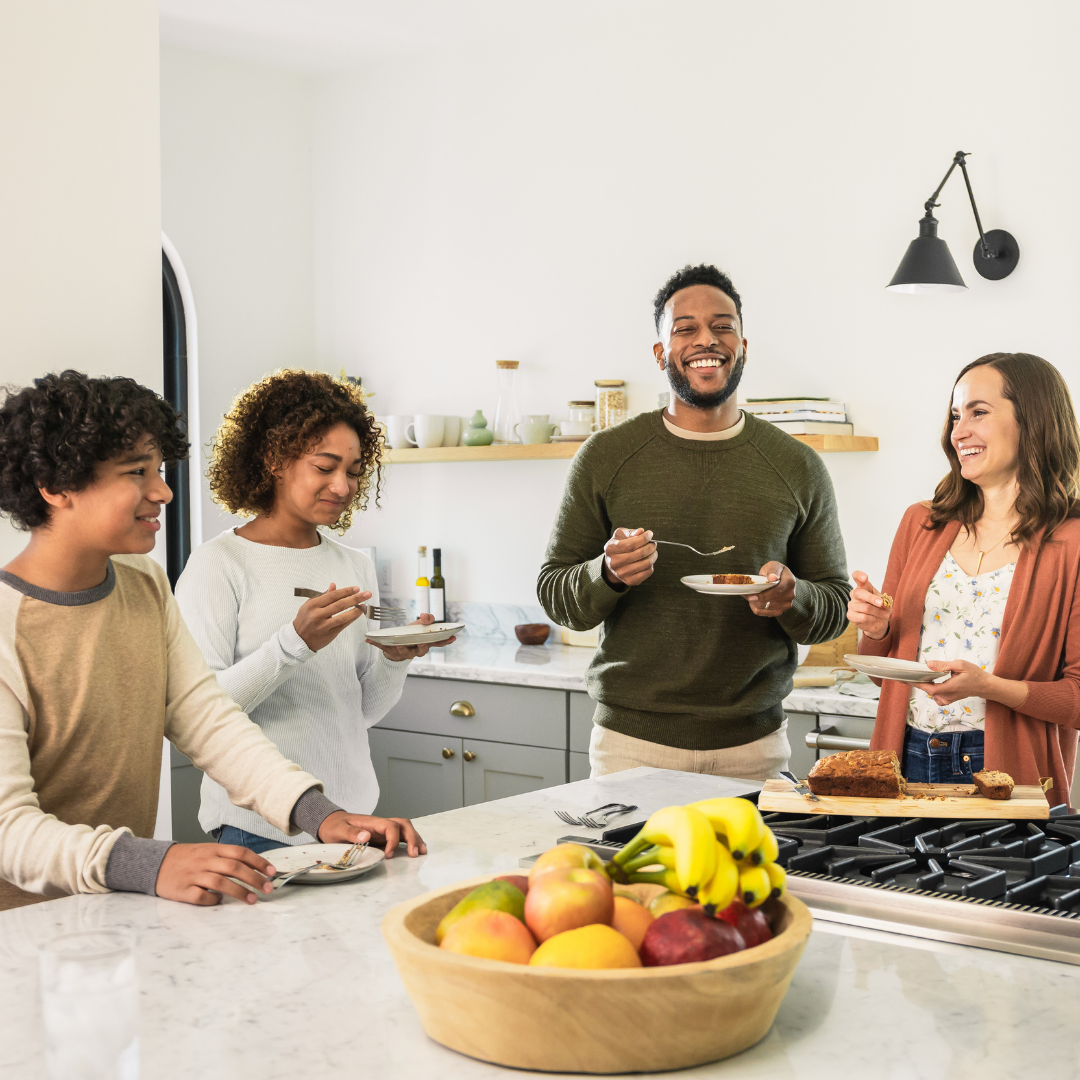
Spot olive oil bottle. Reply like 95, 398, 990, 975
415, 546, 429, 616
430, 548, 445, 621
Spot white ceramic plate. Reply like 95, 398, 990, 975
551, 434, 590, 443
365, 622, 464, 647
264, 843, 385, 885
843, 654, 948, 684
681, 574, 773, 596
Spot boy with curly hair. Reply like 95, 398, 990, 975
176, 370, 450, 852
0, 371, 416, 911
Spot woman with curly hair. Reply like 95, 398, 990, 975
848, 353, 1080, 804
176, 370, 452, 854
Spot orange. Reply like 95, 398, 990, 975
611, 895, 654, 951
528, 923, 642, 969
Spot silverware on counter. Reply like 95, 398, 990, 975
270, 861, 331, 889
555, 803, 638, 828
294, 587, 405, 620
653, 541, 735, 557
779, 770, 820, 802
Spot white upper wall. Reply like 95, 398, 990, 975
0, 1, 162, 564
161, 1, 1080, 606
159, 45, 316, 541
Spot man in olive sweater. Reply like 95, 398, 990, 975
538, 264, 849, 779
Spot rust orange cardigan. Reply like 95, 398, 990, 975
861, 503, 1080, 806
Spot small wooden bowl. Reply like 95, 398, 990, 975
382, 875, 812, 1074
514, 623, 551, 645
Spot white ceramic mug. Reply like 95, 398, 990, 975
385, 415, 415, 450
441, 416, 462, 447
559, 420, 594, 438
515, 416, 559, 444
407, 415, 445, 449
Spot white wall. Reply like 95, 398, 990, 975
159, 46, 317, 541
0, 1, 162, 564
309, 1, 1080, 603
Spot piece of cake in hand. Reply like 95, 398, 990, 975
806, 749, 907, 798
972, 769, 1014, 800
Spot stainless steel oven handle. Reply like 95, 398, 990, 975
805, 732, 872, 751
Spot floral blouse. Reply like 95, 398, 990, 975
906, 552, 1015, 733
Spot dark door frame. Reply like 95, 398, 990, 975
162, 250, 191, 588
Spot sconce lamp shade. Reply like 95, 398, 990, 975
887, 214, 967, 294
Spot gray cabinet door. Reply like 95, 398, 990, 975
369, 728, 464, 819
569, 692, 594, 753
569, 751, 591, 782
169, 745, 213, 843
462, 739, 567, 806
377, 677, 567, 749
784, 712, 819, 778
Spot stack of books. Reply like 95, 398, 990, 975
740, 397, 851, 435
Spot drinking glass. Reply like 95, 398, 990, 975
40, 930, 140, 1080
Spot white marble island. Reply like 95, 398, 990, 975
4, 767, 1077, 1080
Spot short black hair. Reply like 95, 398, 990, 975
653, 264, 743, 334
0, 370, 189, 530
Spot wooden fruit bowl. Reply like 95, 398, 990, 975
382, 874, 812, 1074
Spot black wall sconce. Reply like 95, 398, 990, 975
887, 151, 1019, 293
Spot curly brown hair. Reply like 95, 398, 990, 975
0, 370, 189, 530
207, 370, 382, 532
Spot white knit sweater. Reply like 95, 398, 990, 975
175, 529, 411, 844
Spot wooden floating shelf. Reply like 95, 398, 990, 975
386, 434, 878, 464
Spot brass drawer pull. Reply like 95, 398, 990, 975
441, 748, 455, 759
449, 700, 476, 718
463, 750, 477, 762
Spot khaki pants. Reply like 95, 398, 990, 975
589, 721, 791, 782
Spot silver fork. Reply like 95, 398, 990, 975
271, 843, 368, 889
654, 541, 735, 557
293, 587, 405, 620
554, 803, 638, 828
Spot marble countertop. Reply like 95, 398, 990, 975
410, 638, 879, 717
3, 767, 1078, 1079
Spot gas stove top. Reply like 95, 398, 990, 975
764, 810, 1080, 964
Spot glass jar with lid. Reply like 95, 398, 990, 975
594, 380, 627, 430
493, 360, 521, 444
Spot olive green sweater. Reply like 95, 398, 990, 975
537, 411, 850, 750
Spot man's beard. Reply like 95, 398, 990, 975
665, 352, 745, 409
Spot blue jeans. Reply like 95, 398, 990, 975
902, 726, 984, 783
213, 825, 283, 855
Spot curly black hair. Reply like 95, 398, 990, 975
0, 370, 189, 531
207, 369, 382, 533
653, 264, 743, 334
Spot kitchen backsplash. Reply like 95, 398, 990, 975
383, 598, 561, 640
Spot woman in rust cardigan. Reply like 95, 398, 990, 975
848, 352, 1080, 806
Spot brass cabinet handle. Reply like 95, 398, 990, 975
449, 700, 476, 718
463, 750, 477, 762
441, 747, 455, 759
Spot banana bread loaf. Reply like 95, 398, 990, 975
972, 769, 1014, 800
806, 749, 906, 798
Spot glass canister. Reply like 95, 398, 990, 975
594, 380, 627, 429
567, 400, 596, 425
493, 360, 521, 444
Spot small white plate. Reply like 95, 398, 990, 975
843, 654, 948, 684
365, 622, 464, 647
681, 574, 773, 596
264, 843, 385, 885
551, 434, 590, 443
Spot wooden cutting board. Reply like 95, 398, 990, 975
757, 779, 1051, 819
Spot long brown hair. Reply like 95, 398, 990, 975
928, 352, 1080, 545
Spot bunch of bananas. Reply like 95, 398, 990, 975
608, 799, 786, 915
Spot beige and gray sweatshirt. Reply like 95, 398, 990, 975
0, 554, 339, 910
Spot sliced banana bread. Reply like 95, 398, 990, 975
806, 749, 906, 798
972, 769, 1014, 800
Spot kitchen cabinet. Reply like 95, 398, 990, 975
169, 745, 213, 843
462, 740, 567, 805
784, 712, 819, 778
569, 691, 594, 753
369, 728, 466, 819
569, 751, 591, 782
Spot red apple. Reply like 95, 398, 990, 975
640, 908, 746, 967
715, 899, 773, 948
524, 867, 614, 942
528, 843, 607, 886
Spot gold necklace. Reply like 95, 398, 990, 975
971, 523, 1014, 575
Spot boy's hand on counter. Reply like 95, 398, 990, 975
602, 527, 657, 588
156, 843, 277, 906
318, 811, 427, 858
295, 584, 373, 651
366, 612, 457, 661
748, 562, 795, 617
